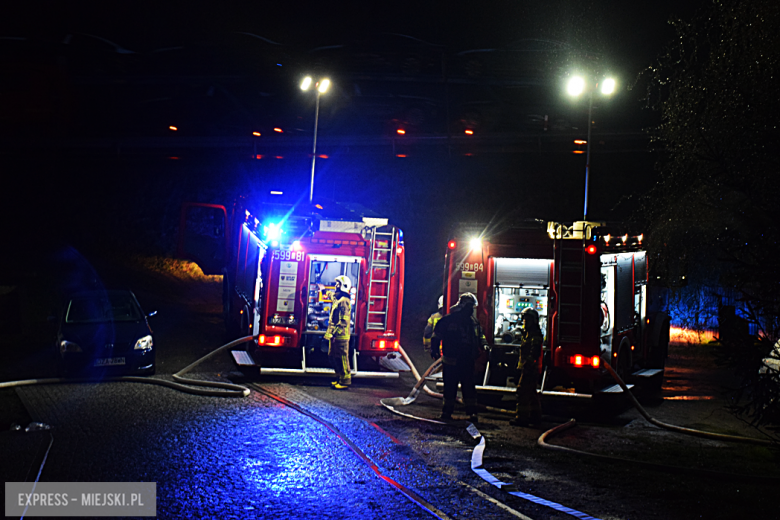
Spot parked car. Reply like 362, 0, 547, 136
55, 290, 156, 376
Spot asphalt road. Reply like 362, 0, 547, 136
2, 262, 779, 520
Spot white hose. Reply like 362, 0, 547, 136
396, 343, 444, 398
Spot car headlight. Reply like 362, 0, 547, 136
59, 340, 82, 354
134, 335, 153, 351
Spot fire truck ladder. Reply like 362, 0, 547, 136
365, 226, 397, 331
557, 239, 586, 344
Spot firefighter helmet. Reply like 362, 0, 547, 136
438, 295, 444, 309
458, 292, 478, 308
520, 307, 539, 323
334, 275, 352, 293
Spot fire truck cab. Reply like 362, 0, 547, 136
178, 197, 408, 379
441, 220, 670, 398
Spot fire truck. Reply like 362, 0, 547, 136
178, 197, 408, 379
441, 220, 670, 398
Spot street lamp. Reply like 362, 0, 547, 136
567, 74, 616, 221
300, 76, 331, 204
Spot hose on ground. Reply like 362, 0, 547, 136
396, 344, 444, 398
0, 336, 256, 397
601, 358, 775, 446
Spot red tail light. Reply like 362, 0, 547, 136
258, 335, 285, 346
569, 355, 600, 368
448, 240, 457, 250
586, 244, 598, 255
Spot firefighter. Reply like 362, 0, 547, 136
324, 275, 352, 390
510, 307, 543, 427
433, 292, 487, 422
423, 296, 444, 360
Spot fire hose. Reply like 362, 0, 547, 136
0, 335, 255, 397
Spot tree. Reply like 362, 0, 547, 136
637, 0, 780, 433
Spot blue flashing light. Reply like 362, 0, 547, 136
264, 222, 283, 242
398, 228, 404, 246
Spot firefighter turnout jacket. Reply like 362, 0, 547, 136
423, 310, 443, 357
516, 326, 543, 371
325, 292, 351, 341
433, 306, 487, 365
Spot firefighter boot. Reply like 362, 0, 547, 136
440, 402, 455, 421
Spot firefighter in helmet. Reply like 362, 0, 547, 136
510, 307, 543, 427
433, 292, 487, 422
423, 296, 444, 360
324, 275, 353, 390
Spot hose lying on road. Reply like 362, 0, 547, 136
600, 358, 775, 446
0, 336, 255, 398
538, 418, 780, 481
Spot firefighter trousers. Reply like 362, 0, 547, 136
442, 361, 478, 417
328, 339, 351, 385
515, 360, 541, 421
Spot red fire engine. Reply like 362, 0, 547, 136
441, 220, 670, 398
178, 197, 408, 379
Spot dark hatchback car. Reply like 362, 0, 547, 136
56, 290, 156, 376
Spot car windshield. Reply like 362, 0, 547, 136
65, 293, 143, 323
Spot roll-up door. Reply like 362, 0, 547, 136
494, 258, 552, 287
634, 251, 647, 284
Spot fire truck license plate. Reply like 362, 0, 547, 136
94, 357, 126, 367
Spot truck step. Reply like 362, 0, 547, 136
231, 350, 256, 366
425, 372, 443, 382
379, 355, 411, 372
598, 383, 635, 394
632, 368, 663, 378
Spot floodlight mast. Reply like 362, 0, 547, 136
300, 76, 331, 204
566, 74, 616, 221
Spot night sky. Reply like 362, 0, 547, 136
1, 0, 705, 306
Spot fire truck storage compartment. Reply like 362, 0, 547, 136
600, 252, 648, 355
492, 258, 552, 344
306, 255, 360, 334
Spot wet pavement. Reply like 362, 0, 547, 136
4, 377, 539, 520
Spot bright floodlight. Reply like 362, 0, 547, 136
601, 78, 616, 95
300, 76, 313, 91
317, 78, 331, 94
567, 76, 585, 96
469, 237, 482, 251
